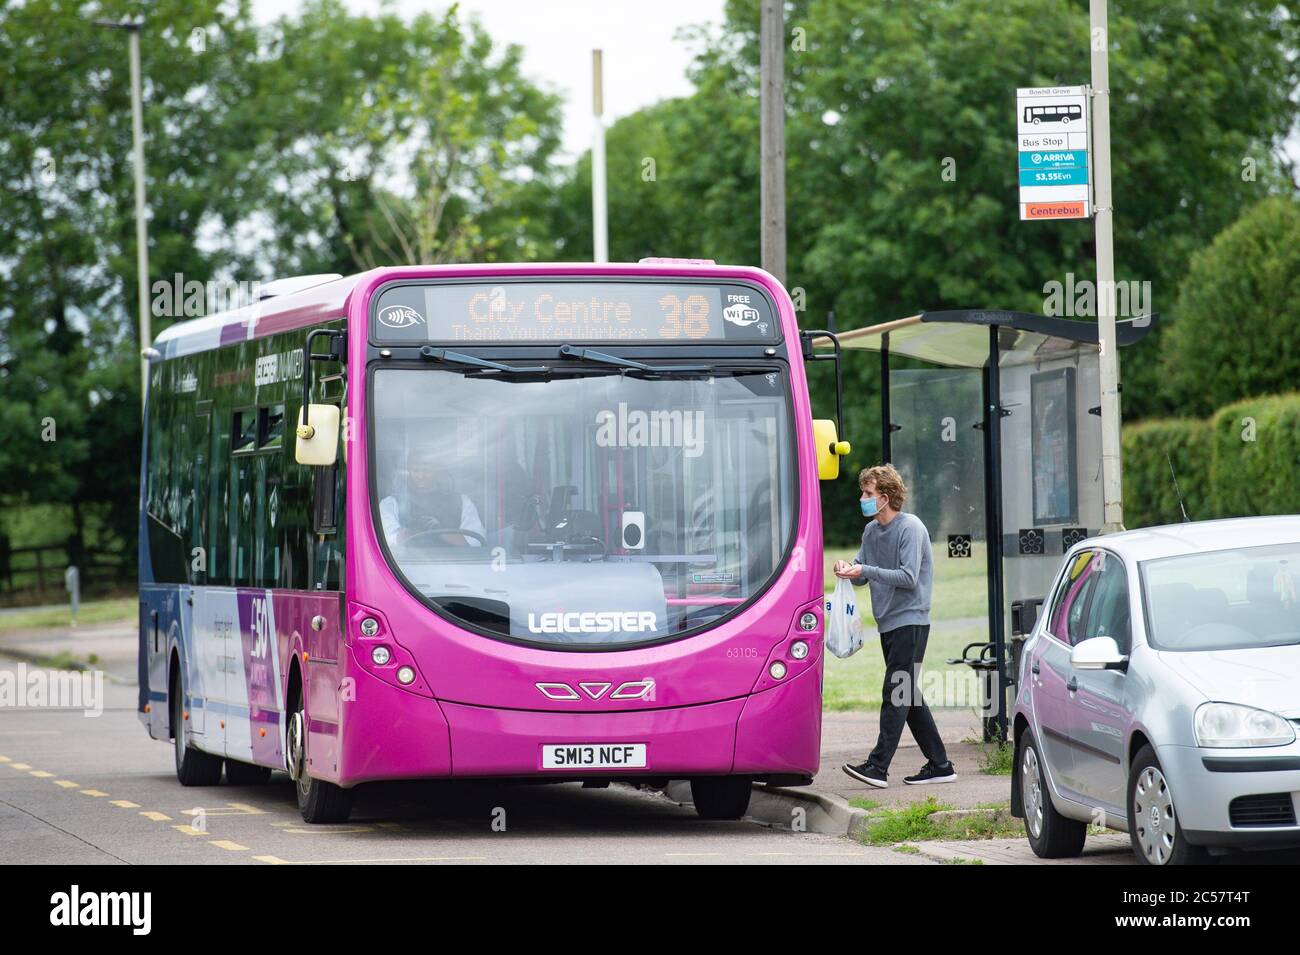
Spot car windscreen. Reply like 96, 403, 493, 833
1141, 542, 1300, 651
370, 364, 794, 648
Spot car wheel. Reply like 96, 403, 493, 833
690, 776, 752, 820
1128, 745, 1211, 865
1020, 731, 1086, 858
287, 694, 354, 824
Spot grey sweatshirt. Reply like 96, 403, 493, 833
850, 511, 933, 631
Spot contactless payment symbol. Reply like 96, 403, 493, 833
378, 305, 424, 329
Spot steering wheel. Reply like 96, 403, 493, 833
399, 527, 488, 548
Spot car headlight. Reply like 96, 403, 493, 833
1194, 702, 1296, 748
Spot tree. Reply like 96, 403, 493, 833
1161, 197, 1300, 416
536, 0, 1300, 539
0, 0, 264, 568
243, 0, 563, 274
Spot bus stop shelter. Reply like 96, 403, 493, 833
818, 309, 1156, 741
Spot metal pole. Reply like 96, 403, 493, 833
880, 332, 892, 463
591, 49, 608, 264
983, 326, 1008, 743
759, 0, 786, 283
1090, 0, 1123, 532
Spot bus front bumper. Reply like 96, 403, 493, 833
335, 648, 822, 786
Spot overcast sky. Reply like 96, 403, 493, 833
252, 0, 729, 160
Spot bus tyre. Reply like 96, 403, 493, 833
1020, 732, 1085, 858
1128, 745, 1210, 866
172, 675, 222, 787
225, 759, 273, 785
289, 696, 354, 824
690, 776, 752, 820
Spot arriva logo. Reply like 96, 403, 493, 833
527, 611, 658, 635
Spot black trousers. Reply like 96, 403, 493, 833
867, 624, 949, 773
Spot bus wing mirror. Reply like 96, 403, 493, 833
295, 404, 340, 466
813, 419, 851, 481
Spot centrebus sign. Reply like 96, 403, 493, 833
1016, 86, 1091, 221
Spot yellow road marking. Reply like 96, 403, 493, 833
110, 799, 140, 808
10, 763, 31, 770
173, 824, 207, 836
79, 789, 108, 797
208, 840, 248, 851
0, 755, 10, 762
183, 803, 267, 817
54, 780, 80, 788
255, 855, 290, 865
140, 811, 171, 821
269, 856, 486, 865
28, 770, 53, 778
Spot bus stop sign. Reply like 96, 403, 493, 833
1017, 86, 1091, 221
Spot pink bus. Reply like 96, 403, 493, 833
138, 262, 850, 822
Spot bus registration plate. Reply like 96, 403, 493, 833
542, 743, 647, 770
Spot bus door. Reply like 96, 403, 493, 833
224, 406, 263, 757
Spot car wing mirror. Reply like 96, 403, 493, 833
1070, 635, 1127, 671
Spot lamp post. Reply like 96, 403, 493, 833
96, 18, 151, 412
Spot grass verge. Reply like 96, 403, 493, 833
857, 797, 1022, 845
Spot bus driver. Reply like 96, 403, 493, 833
379, 445, 485, 547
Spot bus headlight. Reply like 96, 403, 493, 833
790, 640, 809, 660
360, 617, 380, 636
396, 666, 416, 686
799, 612, 818, 631
769, 661, 787, 680
371, 646, 391, 666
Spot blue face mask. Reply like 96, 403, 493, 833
860, 496, 879, 518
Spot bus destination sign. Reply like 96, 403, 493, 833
371, 281, 779, 344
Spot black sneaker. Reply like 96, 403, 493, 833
841, 761, 888, 788
903, 762, 958, 785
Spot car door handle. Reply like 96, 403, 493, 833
1066, 676, 1078, 693
1031, 661, 1040, 675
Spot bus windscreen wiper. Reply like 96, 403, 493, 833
557, 344, 711, 374
419, 345, 549, 374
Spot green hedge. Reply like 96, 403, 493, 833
1208, 394, 1300, 520
1122, 392, 1300, 528
1122, 418, 1211, 527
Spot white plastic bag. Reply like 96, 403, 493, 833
825, 577, 866, 659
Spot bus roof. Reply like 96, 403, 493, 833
150, 262, 774, 360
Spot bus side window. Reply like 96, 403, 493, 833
308, 402, 343, 591
190, 402, 212, 584
207, 403, 229, 586
231, 409, 255, 587
312, 464, 338, 534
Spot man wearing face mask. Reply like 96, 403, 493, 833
833, 464, 955, 788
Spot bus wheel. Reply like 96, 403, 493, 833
172, 671, 222, 787
225, 759, 272, 785
690, 776, 752, 820
287, 696, 353, 824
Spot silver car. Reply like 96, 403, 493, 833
1011, 516, 1300, 864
